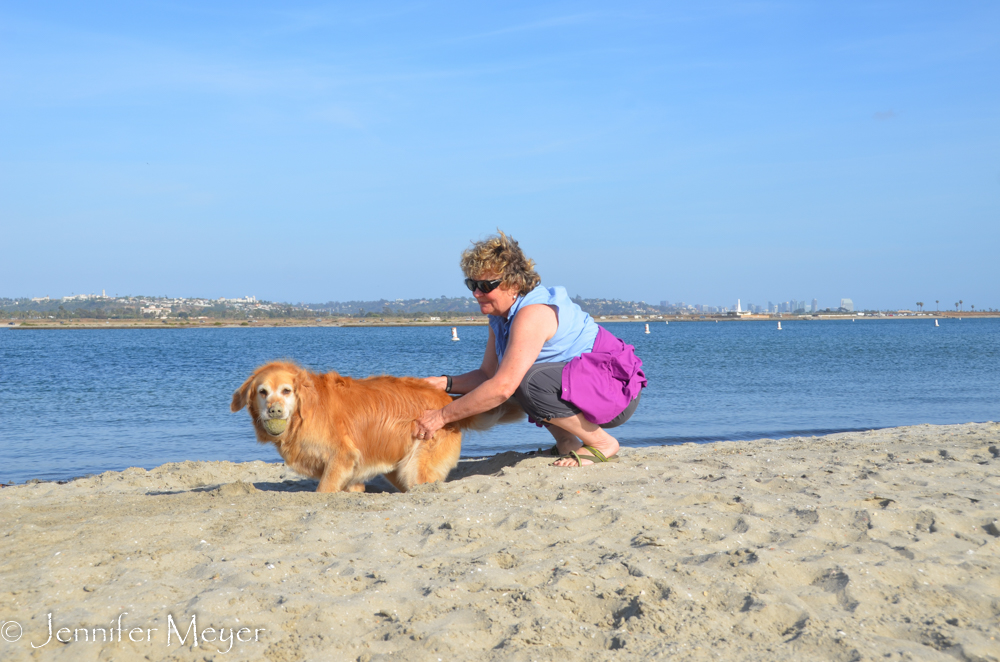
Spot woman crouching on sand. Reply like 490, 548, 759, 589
414, 232, 646, 467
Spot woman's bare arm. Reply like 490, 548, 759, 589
415, 305, 557, 435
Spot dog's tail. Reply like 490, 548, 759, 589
456, 398, 525, 431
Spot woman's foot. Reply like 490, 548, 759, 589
552, 445, 619, 466
546, 415, 620, 467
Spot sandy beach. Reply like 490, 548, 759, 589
1, 423, 998, 661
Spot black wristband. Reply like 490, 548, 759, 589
442, 375, 453, 393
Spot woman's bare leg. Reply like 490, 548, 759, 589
545, 424, 580, 455
545, 413, 620, 467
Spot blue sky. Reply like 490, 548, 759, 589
2, 1, 997, 310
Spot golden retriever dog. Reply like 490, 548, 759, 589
231, 361, 523, 493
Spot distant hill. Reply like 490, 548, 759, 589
0, 296, 303, 320
1, 293, 667, 319
302, 297, 483, 316
570, 296, 663, 316
302, 295, 665, 317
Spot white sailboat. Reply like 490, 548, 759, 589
451, 327, 460, 341
777, 322, 782, 330
935, 319, 939, 327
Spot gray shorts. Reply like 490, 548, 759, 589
512, 362, 640, 429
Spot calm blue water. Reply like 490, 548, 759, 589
1, 319, 998, 484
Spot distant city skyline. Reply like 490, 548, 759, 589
662, 297, 849, 314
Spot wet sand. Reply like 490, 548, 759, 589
1, 422, 998, 661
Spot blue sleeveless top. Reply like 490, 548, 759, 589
489, 285, 599, 364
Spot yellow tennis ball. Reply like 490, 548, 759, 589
263, 419, 288, 435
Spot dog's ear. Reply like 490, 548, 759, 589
231, 372, 258, 412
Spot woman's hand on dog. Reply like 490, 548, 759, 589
414, 408, 445, 440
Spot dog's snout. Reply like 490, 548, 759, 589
267, 402, 286, 418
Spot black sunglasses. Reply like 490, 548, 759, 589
464, 277, 503, 294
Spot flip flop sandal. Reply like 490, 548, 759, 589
553, 445, 619, 466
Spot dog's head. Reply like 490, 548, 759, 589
231, 362, 311, 439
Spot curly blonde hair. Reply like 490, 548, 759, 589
460, 231, 541, 296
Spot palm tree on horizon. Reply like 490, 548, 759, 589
917, 301, 924, 312
936, 299, 939, 311
959, 299, 963, 311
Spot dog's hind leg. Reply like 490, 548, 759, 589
391, 429, 462, 491
390, 441, 423, 492
415, 429, 463, 486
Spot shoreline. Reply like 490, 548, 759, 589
2, 422, 998, 660
5, 312, 997, 330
